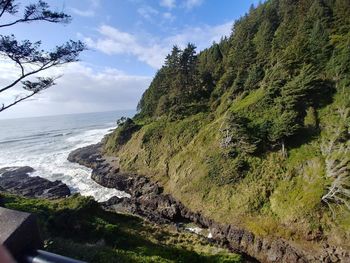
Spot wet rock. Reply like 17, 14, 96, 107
0, 166, 70, 199
68, 144, 350, 263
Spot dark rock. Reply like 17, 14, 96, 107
253, 238, 263, 254
68, 143, 102, 168
283, 248, 300, 263
68, 144, 350, 263
0, 166, 70, 199
267, 240, 284, 262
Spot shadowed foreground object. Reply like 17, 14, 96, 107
0, 207, 85, 263
0, 207, 42, 260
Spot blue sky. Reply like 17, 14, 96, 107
0, 0, 261, 119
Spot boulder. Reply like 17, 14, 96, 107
0, 166, 70, 199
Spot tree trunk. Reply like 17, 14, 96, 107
281, 139, 287, 158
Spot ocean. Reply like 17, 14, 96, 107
0, 110, 135, 202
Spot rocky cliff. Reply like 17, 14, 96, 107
68, 144, 350, 262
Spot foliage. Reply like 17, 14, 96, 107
137, 43, 219, 119
105, 118, 140, 153
106, 0, 350, 249
270, 158, 325, 222
0, 0, 85, 112
304, 106, 318, 131
220, 112, 259, 156
320, 89, 350, 215
0, 193, 241, 263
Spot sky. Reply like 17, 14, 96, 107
0, 0, 261, 119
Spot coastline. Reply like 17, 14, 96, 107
0, 166, 71, 199
0, 110, 133, 202
67, 143, 349, 263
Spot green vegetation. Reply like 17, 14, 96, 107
0, 0, 85, 113
105, 117, 141, 153
104, 0, 350, 251
0, 193, 241, 263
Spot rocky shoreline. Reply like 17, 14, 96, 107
68, 143, 350, 263
0, 166, 70, 199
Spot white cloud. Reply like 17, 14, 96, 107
0, 61, 151, 119
160, 0, 176, 9
70, 8, 95, 17
85, 21, 232, 69
70, 0, 101, 17
90, 0, 100, 8
84, 25, 166, 68
163, 12, 176, 21
160, 0, 202, 10
183, 0, 203, 9
137, 6, 159, 20
137, 5, 175, 24
166, 22, 232, 49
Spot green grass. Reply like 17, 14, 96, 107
230, 88, 265, 112
103, 83, 350, 251
0, 193, 241, 263
270, 158, 325, 222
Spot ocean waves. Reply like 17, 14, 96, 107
0, 111, 133, 202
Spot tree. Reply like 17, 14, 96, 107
268, 65, 322, 156
304, 106, 318, 130
179, 43, 197, 87
334, 0, 350, 34
220, 112, 258, 156
165, 45, 181, 70
137, 43, 205, 118
269, 109, 299, 157
0, 0, 85, 112
320, 90, 350, 215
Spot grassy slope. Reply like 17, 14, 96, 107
0, 193, 241, 263
103, 0, 350, 249
104, 87, 350, 248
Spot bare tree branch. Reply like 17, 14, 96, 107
0, 61, 51, 93
321, 95, 350, 216
0, 76, 57, 112
0, 91, 36, 112
0, 0, 70, 28
0, 0, 85, 112
0, 37, 85, 93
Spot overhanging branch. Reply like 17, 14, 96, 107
0, 92, 36, 112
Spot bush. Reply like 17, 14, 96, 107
105, 118, 140, 153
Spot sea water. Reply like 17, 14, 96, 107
0, 110, 135, 201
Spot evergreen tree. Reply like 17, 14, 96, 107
0, 0, 85, 112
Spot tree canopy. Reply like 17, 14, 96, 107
136, 0, 349, 154
0, 0, 85, 112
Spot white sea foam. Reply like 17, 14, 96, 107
65, 127, 110, 146
0, 124, 130, 202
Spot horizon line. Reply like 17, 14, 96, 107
0, 109, 137, 121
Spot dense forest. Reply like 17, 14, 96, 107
105, 0, 350, 251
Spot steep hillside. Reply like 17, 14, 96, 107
104, 0, 350, 250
